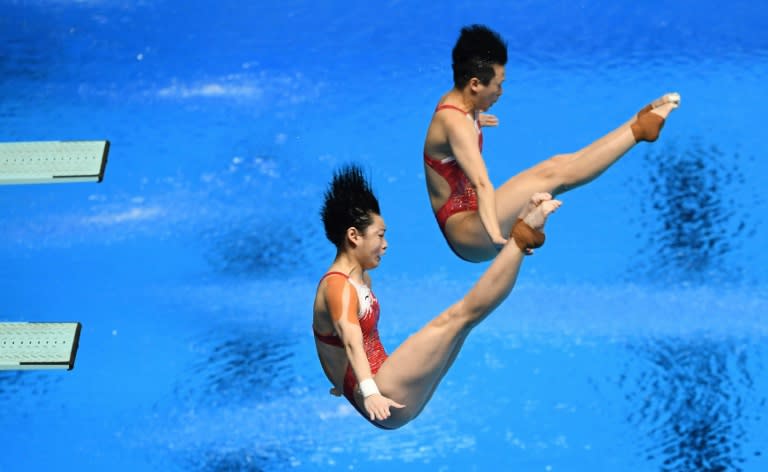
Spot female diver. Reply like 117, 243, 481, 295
423, 24, 679, 261
312, 165, 561, 429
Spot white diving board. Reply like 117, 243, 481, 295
0, 322, 81, 370
0, 140, 109, 185
0, 143, 101, 370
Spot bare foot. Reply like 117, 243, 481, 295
519, 192, 562, 229
511, 195, 562, 253
636, 92, 681, 120
646, 92, 680, 120
649, 92, 680, 111
517, 192, 552, 220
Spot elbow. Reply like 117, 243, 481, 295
342, 333, 363, 352
343, 340, 357, 353
472, 177, 493, 194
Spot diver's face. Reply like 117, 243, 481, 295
476, 64, 505, 111
357, 213, 387, 270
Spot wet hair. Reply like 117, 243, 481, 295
321, 164, 381, 249
452, 24, 508, 89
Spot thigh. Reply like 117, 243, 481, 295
441, 153, 574, 261
494, 154, 573, 233
374, 304, 468, 420
444, 211, 498, 262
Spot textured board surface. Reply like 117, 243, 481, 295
0, 141, 109, 184
0, 322, 81, 370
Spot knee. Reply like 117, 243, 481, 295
426, 302, 476, 334
538, 154, 571, 178
531, 153, 574, 190
447, 299, 486, 330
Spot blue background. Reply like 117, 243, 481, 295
1, 1, 767, 470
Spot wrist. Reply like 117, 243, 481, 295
359, 378, 380, 398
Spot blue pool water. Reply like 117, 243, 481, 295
1, 1, 767, 470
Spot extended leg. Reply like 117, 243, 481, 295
493, 94, 679, 232
445, 94, 679, 262
372, 195, 561, 428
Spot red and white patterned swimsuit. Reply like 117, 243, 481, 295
313, 272, 389, 425
424, 104, 484, 259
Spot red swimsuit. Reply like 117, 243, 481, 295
424, 104, 484, 259
313, 272, 390, 427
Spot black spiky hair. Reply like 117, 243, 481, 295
321, 164, 381, 249
452, 24, 508, 88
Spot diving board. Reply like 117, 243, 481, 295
0, 140, 109, 184
0, 322, 81, 370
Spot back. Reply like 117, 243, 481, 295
312, 276, 348, 391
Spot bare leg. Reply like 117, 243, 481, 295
494, 93, 680, 230
446, 94, 679, 261
371, 194, 561, 429
564, 94, 679, 165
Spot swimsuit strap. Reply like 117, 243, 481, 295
320, 271, 371, 293
318, 271, 349, 283
435, 104, 469, 114
435, 104, 481, 137
426, 104, 478, 164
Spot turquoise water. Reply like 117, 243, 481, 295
1, 1, 767, 470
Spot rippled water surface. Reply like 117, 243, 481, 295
1, 1, 767, 471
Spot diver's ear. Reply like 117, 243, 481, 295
345, 226, 361, 248
468, 76, 481, 92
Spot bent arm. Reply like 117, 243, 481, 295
445, 114, 506, 245
325, 275, 406, 421
325, 277, 374, 385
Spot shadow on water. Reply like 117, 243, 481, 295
202, 218, 306, 278
619, 338, 765, 471
196, 153, 329, 279
167, 324, 301, 471
628, 139, 757, 285
175, 325, 296, 405
181, 448, 291, 472
0, 371, 60, 419
0, 5, 55, 85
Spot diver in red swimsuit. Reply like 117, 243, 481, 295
312, 271, 390, 426
423, 104, 483, 260
423, 24, 680, 262
312, 165, 561, 429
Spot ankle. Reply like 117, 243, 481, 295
631, 112, 665, 142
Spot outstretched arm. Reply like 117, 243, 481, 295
325, 276, 403, 421
444, 112, 506, 246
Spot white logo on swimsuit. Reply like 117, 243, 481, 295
356, 285, 373, 318
347, 278, 374, 319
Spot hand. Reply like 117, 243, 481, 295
491, 234, 509, 249
364, 394, 406, 422
478, 113, 499, 128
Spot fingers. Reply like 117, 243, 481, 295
365, 398, 388, 421
479, 113, 499, 127
368, 404, 389, 421
493, 236, 509, 247
365, 397, 407, 421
